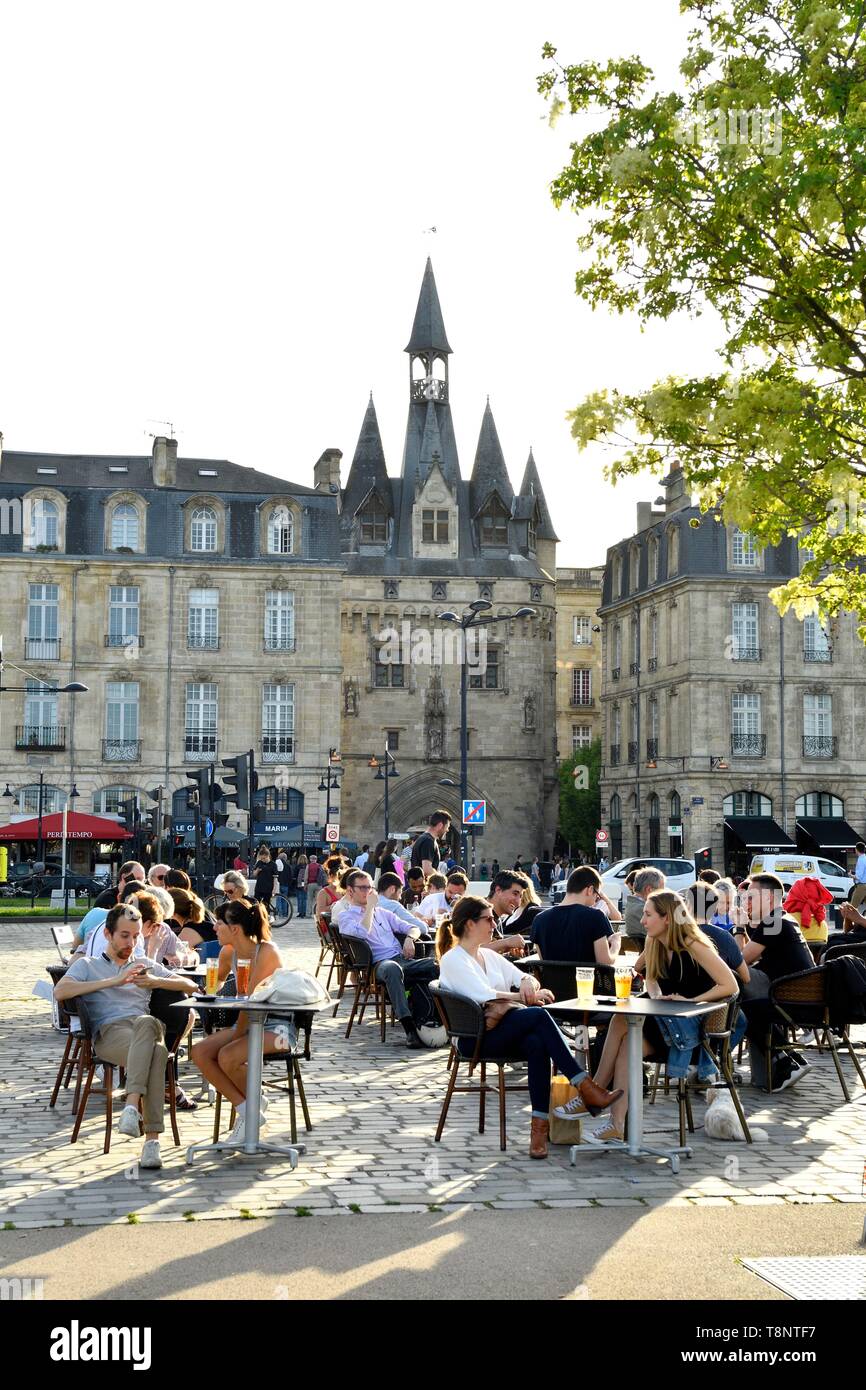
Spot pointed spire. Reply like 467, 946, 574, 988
519, 448, 558, 541
418, 401, 446, 485
342, 394, 392, 524
470, 400, 514, 516
405, 258, 452, 355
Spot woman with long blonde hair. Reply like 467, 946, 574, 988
554, 890, 737, 1145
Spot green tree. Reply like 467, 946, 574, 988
558, 740, 602, 855
538, 1, 866, 631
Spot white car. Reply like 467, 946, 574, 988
550, 857, 696, 908
748, 853, 853, 905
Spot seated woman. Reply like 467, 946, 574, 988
559, 890, 737, 1145
128, 887, 199, 1111
170, 887, 219, 957
191, 899, 283, 1139
436, 896, 623, 1159
315, 854, 348, 921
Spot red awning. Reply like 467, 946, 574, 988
0, 811, 133, 841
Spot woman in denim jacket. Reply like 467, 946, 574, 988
581, 890, 738, 1145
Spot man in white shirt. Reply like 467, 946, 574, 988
418, 871, 467, 926
852, 841, 866, 910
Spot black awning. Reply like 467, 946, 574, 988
213, 826, 249, 847
796, 818, 862, 851
724, 818, 796, 850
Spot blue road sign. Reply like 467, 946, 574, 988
204, 817, 214, 838
462, 799, 486, 826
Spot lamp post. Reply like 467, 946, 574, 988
369, 748, 399, 841
61, 783, 80, 924
317, 748, 341, 848
436, 602, 536, 871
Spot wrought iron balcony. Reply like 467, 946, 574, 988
264, 636, 296, 652
647, 657, 658, 672
629, 662, 640, 675
611, 667, 621, 681
646, 739, 659, 761
731, 733, 767, 757
731, 645, 761, 661
188, 634, 220, 650
261, 734, 295, 763
804, 647, 832, 663
570, 696, 594, 708
105, 633, 144, 648
102, 738, 141, 762
627, 741, 638, 764
802, 735, 837, 759
25, 637, 60, 660
610, 744, 620, 766
16, 724, 66, 750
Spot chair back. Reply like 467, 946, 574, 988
429, 982, 485, 1044
315, 914, 331, 945
71, 992, 96, 1040
531, 959, 615, 1000
700, 995, 739, 1038
51, 924, 76, 962
339, 933, 375, 978
823, 941, 866, 964
769, 965, 826, 1026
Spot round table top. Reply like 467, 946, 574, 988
170, 996, 330, 1014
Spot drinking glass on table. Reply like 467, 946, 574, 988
575, 967, 595, 1001
236, 957, 252, 996
205, 957, 220, 994
614, 965, 633, 1002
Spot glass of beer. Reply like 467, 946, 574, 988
236, 957, 251, 996
575, 967, 595, 1001
615, 966, 632, 1002
205, 957, 220, 995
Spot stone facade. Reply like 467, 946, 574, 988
599, 466, 866, 876
554, 567, 604, 761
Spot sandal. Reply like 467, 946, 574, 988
168, 1088, 199, 1111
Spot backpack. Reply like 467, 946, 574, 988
824, 953, 866, 1028
306, 862, 321, 886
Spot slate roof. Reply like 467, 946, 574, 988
0, 449, 319, 496
404, 258, 453, 355
518, 449, 558, 542
469, 402, 514, 517
341, 396, 392, 534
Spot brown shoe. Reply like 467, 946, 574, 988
529, 1117, 549, 1160
576, 1077, 625, 1117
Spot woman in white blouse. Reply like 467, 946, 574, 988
436, 897, 623, 1159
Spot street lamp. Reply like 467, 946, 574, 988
369, 748, 399, 841
318, 748, 342, 847
60, 783, 80, 925
437, 602, 536, 870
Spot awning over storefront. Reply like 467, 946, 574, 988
0, 812, 132, 841
213, 826, 249, 847
795, 818, 863, 851
724, 818, 796, 851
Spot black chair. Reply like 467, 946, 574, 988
338, 934, 393, 1041
766, 965, 866, 1102
822, 941, 866, 964
430, 983, 529, 1152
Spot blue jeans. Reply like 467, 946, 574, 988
657, 1008, 746, 1080
459, 1006, 586, 1117
296, 888, 307, 916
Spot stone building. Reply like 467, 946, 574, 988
336, 260, 559, 866
599, 464, 866, 877
0, 433, 344, 862
554, 567, 604, 761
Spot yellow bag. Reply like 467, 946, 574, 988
789, 909, 828, 945
549, 1073, 582, 1145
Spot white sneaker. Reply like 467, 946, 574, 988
553, 1093, 589, 1120
583, 1121, 625, 1146
117, 1104, 141, 1138
227, 1109, 267, 1142
140, 1139, 162, 1169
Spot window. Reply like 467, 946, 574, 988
374, 648, 404, 687
105, 682, 140, 758
188, 589, 219, 648
573, 615, 591, 645
629, 545, 640, 591
731, 694, 765, 756
111, 504, 139, 550
572, 724, 592, 751
732, 602, 759, 659
795, 792, 843, 818
611, 704, 621, 760
470, 646, 499, 689
185, 682, 218, 759
724, 791, 772, 817
264, 590, 295, 650
257, 785, 305, 818
262, 683, 295, 761
422, 509, 449, 543
190, 506, 217, 552
24, 678, 58, 743
612, 623, 622, 673
267, 506, 293, 555
31, 499, 58, 548
732, 527, 758, 567
630, 614, 639, 670
803, 693, 834, 756
26, 583, 59, 659
480, 497, 509, 546
667, 526, 680, 575
613, 553, 624, 596
803, 614, 831, 661
670, 791, 682, 822
359, 498, 388, 544
108, 586, 140, 646
528, 506, 539, 552
648, 793, 660, 819
610, 794, 622, 821
648, 535, 659, 583
647, 695, 659, 755
20, 784, 66, 814
649, 610, 659, 665
571, 669, 592, 705
386, 730, 400, 751
93, 785, 137, 816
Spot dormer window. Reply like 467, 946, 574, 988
31, 499, 58, 547
480, 496, 509, 546
422, 509, 449, 543
191, 506, 217, 552
267, 506, 293, 555
111, 504, 139, 550
359, 497, 388, 544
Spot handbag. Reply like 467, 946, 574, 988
250, 967, 331, 1009
483, 996, 525, 1031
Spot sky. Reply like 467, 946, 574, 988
0, 1, 725, 565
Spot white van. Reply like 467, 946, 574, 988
551, 857, 696, 909
747, 853, 853, 905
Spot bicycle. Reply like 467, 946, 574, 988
204, 890, 293, 929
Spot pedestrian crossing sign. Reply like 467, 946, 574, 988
462, 799, 486, 826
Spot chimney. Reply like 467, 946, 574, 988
663, 459, 689, 515
152, 435, 178, 488
636, 501, 653, 532
314, 448, 342, 496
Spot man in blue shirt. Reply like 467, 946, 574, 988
852, 841, 866, 911
338, 871, 439, 1047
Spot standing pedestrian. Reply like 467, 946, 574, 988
852, 841, 866, 910
410, 812, 451, 878
295, 854, 309, 917
305, 854, 323, 916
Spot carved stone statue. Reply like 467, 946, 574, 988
344, 679, 359, 716
425, 671, 446, 760
523, 693, 537, 732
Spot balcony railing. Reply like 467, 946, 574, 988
105, 633, 144, 648
184, 734, 217, 761
731, 646, 761, 661
611, 667, 621, 681
570, 696, 594, 708
804, 647, 832, 663
647, 657, 658, 672
262, 734, 295, 763
264, 636, 296, 652
102, 738, 142, 762
627, 741, 638, 764
188, 634, 220, 650
731, 733, 767, 757
610, 744, 620, 766
629, 662, 640, 675
16, 724, 66, 751
646, 739, 658, 761
802, 734, 837, 759
25, 637, 60, 660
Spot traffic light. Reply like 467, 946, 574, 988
185, 768, 210, 815
222, 752, 253, 811
117, 796, 139, 834
695, 846, 712, 873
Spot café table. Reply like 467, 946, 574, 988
174, 997, 327, 1168
545, 995, 722, 1173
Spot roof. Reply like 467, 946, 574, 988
1, 449, 319, 496
404, 258, 453, 355
341, 396, 392, 529
518, 449, 557, 541
469, 402, 514, 517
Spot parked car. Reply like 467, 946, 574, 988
748, 853, 853, 906
3, 859, 63, 883
17, 871, 107, 898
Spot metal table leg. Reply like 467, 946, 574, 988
186, 1016, 302, 1166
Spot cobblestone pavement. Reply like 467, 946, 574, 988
1, 922, 865, 1229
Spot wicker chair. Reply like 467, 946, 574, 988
767, 965, 866, 1102
650, 997, 750, 1144
314, 912, 340, 984
211, 1010, 314, 1145
430, 983, 529, 1152
337, 934, 394, 1041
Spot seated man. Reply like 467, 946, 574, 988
623, 867, 665, 944
485, 871, 534, 956
821, 900, 866, 957
532, 865, 622, 967
735, 873, 815, 1091
377, 872, 430, 935
417, 870, 468, 927
401, 867, 427, 909
53, 903, 198, 1167
338, 871, 439, 1048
